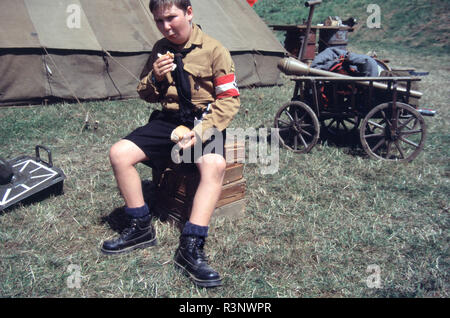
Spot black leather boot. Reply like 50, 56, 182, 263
101, 215, 157, 255
174, 235, 222, 288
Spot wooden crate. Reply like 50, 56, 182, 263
225, 141, 245, 163
155, 175, 246, 225
151, 141, 246, 226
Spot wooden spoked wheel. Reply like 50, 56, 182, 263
274, 101, 320, 153
360, 102, 426, 162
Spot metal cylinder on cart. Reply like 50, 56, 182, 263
277, 57, 422, 99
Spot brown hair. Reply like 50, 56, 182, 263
149, 0, 192, 13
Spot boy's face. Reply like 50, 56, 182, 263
153, 4, 193, 46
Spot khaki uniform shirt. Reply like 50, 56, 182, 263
137, 24, 241, 142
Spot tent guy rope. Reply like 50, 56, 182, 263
41, 46, 90, 133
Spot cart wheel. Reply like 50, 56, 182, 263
274, 101, 320, 153
360, 102, 426, 162
320, 114, 360, 136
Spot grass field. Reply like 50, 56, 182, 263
1, 48, 448, 298
1, 1, 449, 298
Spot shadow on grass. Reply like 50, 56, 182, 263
266, 126, 370, 159
318, 127, 370, 159
99, 179, 175, 234
100, 206, 128, 233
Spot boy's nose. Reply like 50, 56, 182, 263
163, 21, 171, 31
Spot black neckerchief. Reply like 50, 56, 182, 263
172, 45, 196, 123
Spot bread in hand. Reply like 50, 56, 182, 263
170, 125, 191, 143
157, 51, 176, 71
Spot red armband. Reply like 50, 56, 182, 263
214, 74, 240, 99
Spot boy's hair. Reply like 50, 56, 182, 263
149, 0, 192, 13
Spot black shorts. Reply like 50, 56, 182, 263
123, 110, 226, 170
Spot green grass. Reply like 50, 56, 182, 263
254, 0, 450, 56
1, 47, 448, 297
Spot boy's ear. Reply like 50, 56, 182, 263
185, 5, 193, 21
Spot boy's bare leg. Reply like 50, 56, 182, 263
174, 153, 226, 288
102, 139, 156, 255
190, 153, 226, 225
109, 139, 148, 208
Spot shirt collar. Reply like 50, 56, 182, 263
182, 23, 203, 49
163, 23, 202, 51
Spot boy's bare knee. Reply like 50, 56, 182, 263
109, 140, 145, 168
198, 154, 226, 182
215, 156, 227, 174
109, 142, 125, 167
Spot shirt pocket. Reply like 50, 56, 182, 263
183, 63, 214, 102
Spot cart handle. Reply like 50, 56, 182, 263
291, 76, 421, 81
305, 0, 322, 7
35, 145, 53, 168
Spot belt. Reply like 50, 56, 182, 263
162, 103, 211, 124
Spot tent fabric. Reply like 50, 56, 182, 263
192, 0, 282, 52
0, 0, 286, 107
80, 0, 160, 52
0, 1, 41, 48
25, 0, 102, 51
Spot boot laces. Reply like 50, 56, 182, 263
193, 239, 208, 262
120, 219, 138, 237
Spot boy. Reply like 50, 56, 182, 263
101, 0, 240, 288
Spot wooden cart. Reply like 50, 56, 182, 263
274, 75, 428, 162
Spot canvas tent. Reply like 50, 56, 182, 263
0, 0, 286, 107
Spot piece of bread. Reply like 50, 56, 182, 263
157, 51, 176, 71
165, 51, 174, 59
157, 51, 174, 59
170, 125, 191, 143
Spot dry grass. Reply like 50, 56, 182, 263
0, 48, 448, 298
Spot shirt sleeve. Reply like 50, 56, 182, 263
136, 43, 169, 103
192, 45, 241, 143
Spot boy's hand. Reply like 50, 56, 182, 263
153, 52, 175, 82
178, 131, 197, 149
171, 126, 197, 149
